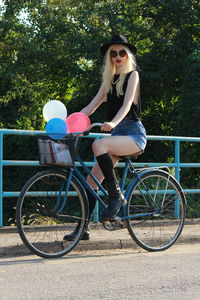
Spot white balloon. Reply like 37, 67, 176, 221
43, 100, 67, 121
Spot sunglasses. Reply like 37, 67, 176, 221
110, 49, 127, 58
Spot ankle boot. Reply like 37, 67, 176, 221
102, 181, 126, 220
63, 221, 90, 241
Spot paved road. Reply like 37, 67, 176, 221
0, 243, 200, 300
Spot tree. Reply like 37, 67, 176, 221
0, 0, 199, 224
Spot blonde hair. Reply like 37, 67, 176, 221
101, 45, 137, 97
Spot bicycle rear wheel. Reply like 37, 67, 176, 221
126, 170, 186, 251
16, 169, 88, 258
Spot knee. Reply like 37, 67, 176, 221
92, 139, 106, 155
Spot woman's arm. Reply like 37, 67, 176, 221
101, 71, 140, 131
81, 84, 107, 116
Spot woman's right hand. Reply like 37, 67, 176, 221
101, 122, 116, 132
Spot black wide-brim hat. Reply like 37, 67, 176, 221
100, 34, 137, 56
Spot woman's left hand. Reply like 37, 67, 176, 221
101, 122, 116, 132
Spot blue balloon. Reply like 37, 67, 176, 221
45, 118, 67, 140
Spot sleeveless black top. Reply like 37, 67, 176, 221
106, 71, 141, 121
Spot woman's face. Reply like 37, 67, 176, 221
110, 44, 128, 70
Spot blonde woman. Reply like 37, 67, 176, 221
64, 34, 147, 241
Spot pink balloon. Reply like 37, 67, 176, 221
66, 112, 91, 133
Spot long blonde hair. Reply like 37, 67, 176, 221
101, 45, 137, 97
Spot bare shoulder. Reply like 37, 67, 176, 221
129, 70, 139, 81
127, 71, 139, 88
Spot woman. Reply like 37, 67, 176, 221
64, 34, 147, 241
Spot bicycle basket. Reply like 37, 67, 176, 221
37, 134, 77, 167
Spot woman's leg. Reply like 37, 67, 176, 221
86, 156, 119, 218
86, 156, 119, 189
63, 154, 119, 240
87, 135, 139, 191
91, 136, 141, 219
75, 156, 119, 239
92, 135, 141, 157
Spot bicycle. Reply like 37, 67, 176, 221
16, 123, 187, 258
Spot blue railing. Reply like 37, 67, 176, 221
0, 128, 200, 227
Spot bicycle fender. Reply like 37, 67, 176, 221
125, 169, 187, 206
142, 169, 187, 205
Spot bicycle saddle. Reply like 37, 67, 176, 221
113, 150, 143, 161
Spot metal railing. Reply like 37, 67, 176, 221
0, 128, 200, 227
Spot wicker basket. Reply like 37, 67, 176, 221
38, 134, 77, 167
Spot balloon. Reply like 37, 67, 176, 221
66, 112, 91, 133
43, 100, 67, 121
45, 118, 67, 140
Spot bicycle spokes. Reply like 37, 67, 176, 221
126, 170, 185, 251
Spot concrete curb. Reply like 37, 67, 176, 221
1, 236, 200, 258
0, 221, 200, 258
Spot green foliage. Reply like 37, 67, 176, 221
0, 0, 199, 224
1, 0, 199, 133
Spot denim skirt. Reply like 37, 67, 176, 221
111, 118, 147, 151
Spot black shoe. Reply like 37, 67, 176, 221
63, 230, 90, 241
103, 182, 127, 220
63, 223, 90, 241
102, 197, 125, 220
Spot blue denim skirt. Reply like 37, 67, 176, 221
111, 118, 147, 151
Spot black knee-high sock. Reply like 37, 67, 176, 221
96, 153, 118, 183
96, 153, 121, 203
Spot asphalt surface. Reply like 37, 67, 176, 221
1, 244, 200, 300
0, 220, 200, 258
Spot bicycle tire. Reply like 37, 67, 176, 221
126, 170, 186, 251
16, 169, 88, 258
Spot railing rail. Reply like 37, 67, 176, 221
0, 128, 200, 227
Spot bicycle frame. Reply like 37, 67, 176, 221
59, 153, 157, 222
52, 129, 185, 222
53, 151, 135, 219
54, 152, 171, 222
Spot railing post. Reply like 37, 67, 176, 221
0, 132, 3, 227
175, 139, 180, 218
175, 139, 180, 182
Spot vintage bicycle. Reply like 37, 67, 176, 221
16, 123, 186, 258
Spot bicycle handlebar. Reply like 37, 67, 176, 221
85, 122, 103, 132
61, 122, 104, 137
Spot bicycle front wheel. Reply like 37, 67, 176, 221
16, 169, 88, 258
126, 170, 186, 251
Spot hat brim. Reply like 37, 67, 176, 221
100, 42, 137, 56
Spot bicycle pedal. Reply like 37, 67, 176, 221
102, 218, 126, 231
